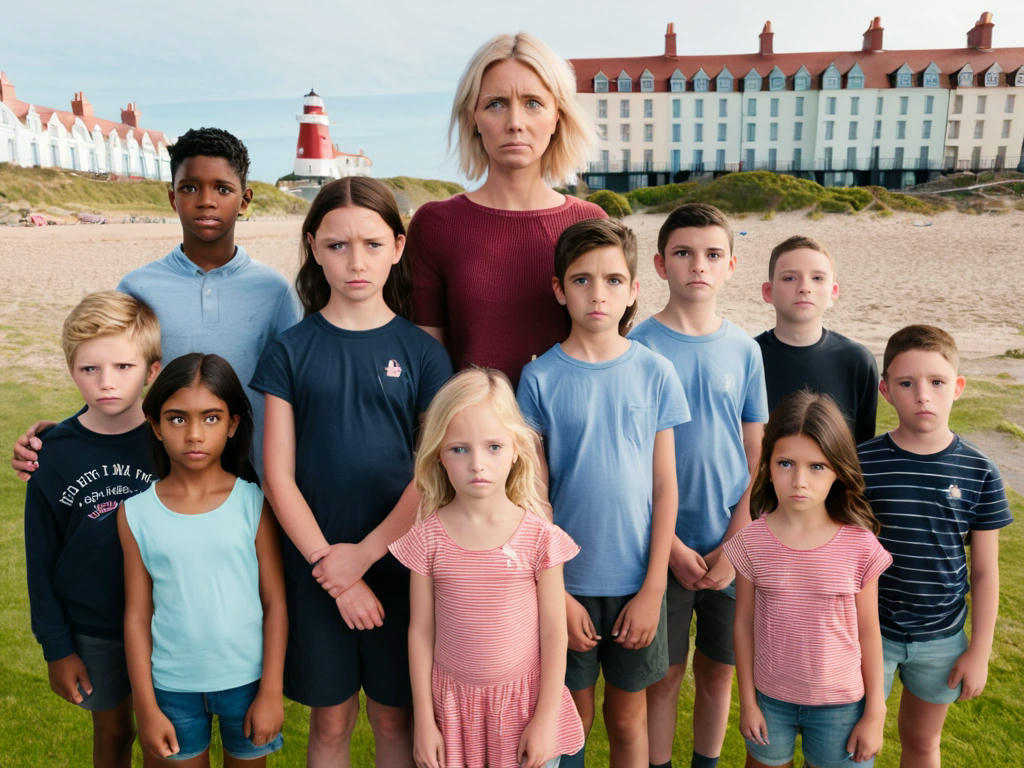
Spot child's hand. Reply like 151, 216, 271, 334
949, 645, 990, 700
846, 706, 885, 762
137, 705, 180, 759
693, 552, 734, 591
310, 542, 372, 598
517, 715, 557, 768
413, 719, 446, 768
47, 653, 92, 704
565, 593, 600, 652
739, 703, 769, 746
244, 689, 284, 747
11, 420, 54, 480
335, 579, 385, 630
611, 587, 661, 649
669, 544, 708, 590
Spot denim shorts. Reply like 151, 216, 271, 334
72, 633, 131, 712
746, 691, 870, 768
882, 629, 968, 704
153, 679, 283, 760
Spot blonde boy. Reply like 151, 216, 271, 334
630, 203, 768, 768
755, 235, 878, 443
24, 291, 160, 767
858, 325, 1011, 767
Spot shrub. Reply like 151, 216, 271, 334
587, 189, 632, 217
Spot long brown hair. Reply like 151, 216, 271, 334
750, 390, 879, 533
295, 177, 411, 319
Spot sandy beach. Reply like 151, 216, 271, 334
3, 209, 1022, 376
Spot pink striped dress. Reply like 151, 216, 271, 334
723, 518, 892, 706
390, 511, 585, 768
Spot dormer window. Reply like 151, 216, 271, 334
716, 67, 733, 92
958, 66, 974, 87
768, 66, 785, 91
744, 69, 762, 92
894, 64, 913, 88
617, 71, 632, 92
1014, 66, 1024, 87
822, 64, 840, 90
793, 66, 811, 91
594, 73, 609, 93
846, 64, 864, 89
694, 68, 709, 92
669, 69, 686, 92
984, 64, 1002, 87
640, 69, 654, 92
923, 63, 941, 88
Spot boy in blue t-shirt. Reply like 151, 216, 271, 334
24, 291, 161, 767
518, 218, 688, 767
858, 325, 1011, 767
12, 127, 300, 478
630, 203, 768, 768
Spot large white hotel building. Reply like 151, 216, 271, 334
569, 13, 1024, 190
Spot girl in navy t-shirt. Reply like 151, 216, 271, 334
251, 177, 451, 765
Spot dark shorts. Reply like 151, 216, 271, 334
154, 679, 283, 761
565, 592, 668, 694
284, 568, 411, 708
73, 633, 131, 712
665, 573, 736, 666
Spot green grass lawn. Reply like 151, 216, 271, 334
1, 376, 1021, 766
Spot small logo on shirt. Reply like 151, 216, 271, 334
88, 500, 118, 520
946, 484, 962, 500
384, 360, 403, 378
502, 543, 522, 569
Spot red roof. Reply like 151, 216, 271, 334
571, 47, 1024, 92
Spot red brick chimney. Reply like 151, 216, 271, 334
759, 21, 774, 56
967, 12, 994, 50
665, 22, 677, 57
0, 71, 15, 103
71, 91, 93, 117
120, 103, 139, 127
862, 17, 884, 52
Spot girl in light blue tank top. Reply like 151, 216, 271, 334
118, 353, 287, 765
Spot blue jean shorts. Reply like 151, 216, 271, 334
745, 691, 870, 768
153, 680, 283, 760
882, 630, 968, 704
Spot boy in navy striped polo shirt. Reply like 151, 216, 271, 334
858, 325, 1011, 768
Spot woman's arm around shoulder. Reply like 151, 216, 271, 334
118, 501, 180, 759
245, 500, 287, 746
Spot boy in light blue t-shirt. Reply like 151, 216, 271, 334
631, 203, 768, 768
518, 218, 688, 767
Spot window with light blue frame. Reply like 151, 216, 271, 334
825, 121, 834, 140
770, 123, 778, 141
643, 99, 653, 118
768, 148, 777, 169
719, 98, 727, 117
900, 96, 909, 115
671, 149, 680, 171
717, 69, 733, 92
694, 72, 709, 92
823, 65, 840, 89
896, 65, 913, 88
847, 74, 864, 89
794, 122, 802, 141
618, 72, 632, 92
693, 149, 704, 169
897, 120, 906, 139
795, 96, 804, 116
748, 98, 756, 117
876, 96, 884, 115
594, 73, 608, 93
923, 63, 940, 88
644, 124, 653, 142
672, 123, 681, 142
794, 67, 811, 91
670, 70, 686, 92
745, 71, 761, 92
922, 120, 932, 139
792, 147, 802, 170
695, 99, 704, 118
770, 98, 779, 117
640, 72, 654, 92
846, 147, 856, 168
925, 95, 934, 114
850, 96, 859, 115
694, 124, 703, 142
745, 148, 755, 168
746, 123, 756, 141
715, 148, 725, 170
718, 123, 727, 141
827, 97, 836, 115
874, 120, 881, 139
620, 100, 629, 118
848, 122, 857, 140
769, 68, 785, 91
672, 99, 681, 118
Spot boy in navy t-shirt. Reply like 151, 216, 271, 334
24, 291, 161, 767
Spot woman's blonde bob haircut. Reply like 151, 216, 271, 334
450, 32, 595, 185
415, 367, 547, 520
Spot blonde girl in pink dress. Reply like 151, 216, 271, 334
390, 368, 584, 768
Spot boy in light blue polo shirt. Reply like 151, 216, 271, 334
13, 128, 300, 477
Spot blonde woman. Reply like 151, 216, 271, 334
407, 33, 606, 385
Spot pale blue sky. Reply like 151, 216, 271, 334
5, 0, 1024, 115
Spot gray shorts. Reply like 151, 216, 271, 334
565, 592, 668, 693
72, 633, 131, 712
666, 573, 736, 666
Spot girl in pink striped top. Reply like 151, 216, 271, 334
723, 392, 891, 768
389, 368, 584, 768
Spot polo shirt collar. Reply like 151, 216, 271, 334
167, 244, 250, 277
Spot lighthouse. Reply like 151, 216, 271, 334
292, 89, 373, 180
293, 89, 338, 178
